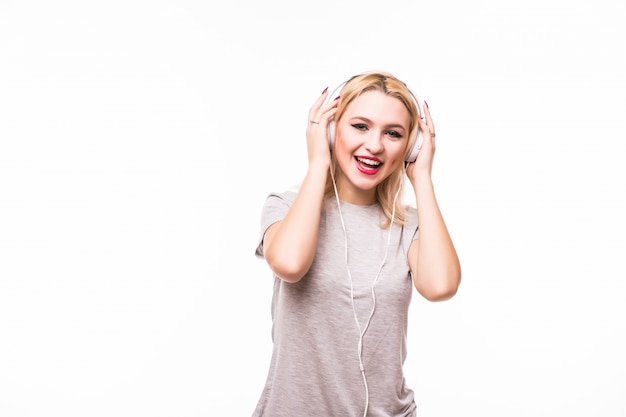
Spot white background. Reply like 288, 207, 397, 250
1, 0, 625, 416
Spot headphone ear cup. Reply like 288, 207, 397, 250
405, 91, 426, 162
324, 82, 344, 153
405, 129, 423, 163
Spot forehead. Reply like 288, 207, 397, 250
344, 90, 410, 126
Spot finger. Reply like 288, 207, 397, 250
423, 101, 435, 133
416, 112, 429, 134
312, 96, 340, 125
416, 112, 436, 145
308, 87, 329, 117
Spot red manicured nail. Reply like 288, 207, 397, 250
322, 87, 328, 94
334, 96, 340, 101
425, 100, 429, 108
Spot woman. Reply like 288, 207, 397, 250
252, 71, 461, 416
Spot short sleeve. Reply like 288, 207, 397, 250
254, 191, 297, 259
403, 205, 419, 246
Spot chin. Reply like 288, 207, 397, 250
347, 175, 383, 192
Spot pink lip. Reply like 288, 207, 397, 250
354, 156, 382, 175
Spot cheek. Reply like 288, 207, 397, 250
334, 128, 355, 155
390, 141, 408, 161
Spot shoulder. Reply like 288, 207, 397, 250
403, 204, 418, 230
260, 190, 298, 218
264, 190, 297, 207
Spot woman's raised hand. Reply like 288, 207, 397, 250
305, 87, 339, 167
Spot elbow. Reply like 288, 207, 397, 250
274, 270, 306, 284
422, 284, 458, 302
264, 239, 313, 283
266, 256, 310, 284
418, 270, 462, 302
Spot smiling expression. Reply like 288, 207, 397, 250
333, 90, 411, 205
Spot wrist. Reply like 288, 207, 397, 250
409, 170, 433, 187
306, 160, 331, 180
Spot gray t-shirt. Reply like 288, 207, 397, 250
253, 191, 419, 417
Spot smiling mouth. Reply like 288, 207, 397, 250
355, 156, 382, 168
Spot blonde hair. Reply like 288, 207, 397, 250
324, 71, 420, 227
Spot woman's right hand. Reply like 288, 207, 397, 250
305, 87, 339, 167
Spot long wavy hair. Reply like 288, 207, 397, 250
325, 71, 420, 227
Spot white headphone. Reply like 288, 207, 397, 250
324, 80, 426, 163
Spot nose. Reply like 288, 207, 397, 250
364, 131, 384, 154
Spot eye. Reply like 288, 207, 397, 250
351, 123, 368, 131
386, 130, 403, 139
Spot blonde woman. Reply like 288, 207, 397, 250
252, 71, 461, 417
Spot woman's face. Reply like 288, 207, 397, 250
334, 90, 410, 205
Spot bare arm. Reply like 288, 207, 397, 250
407, 102, 461, 301
263, 162, 328, 282
263, 89, 339, 283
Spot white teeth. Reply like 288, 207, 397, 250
357, 157, 381, 167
